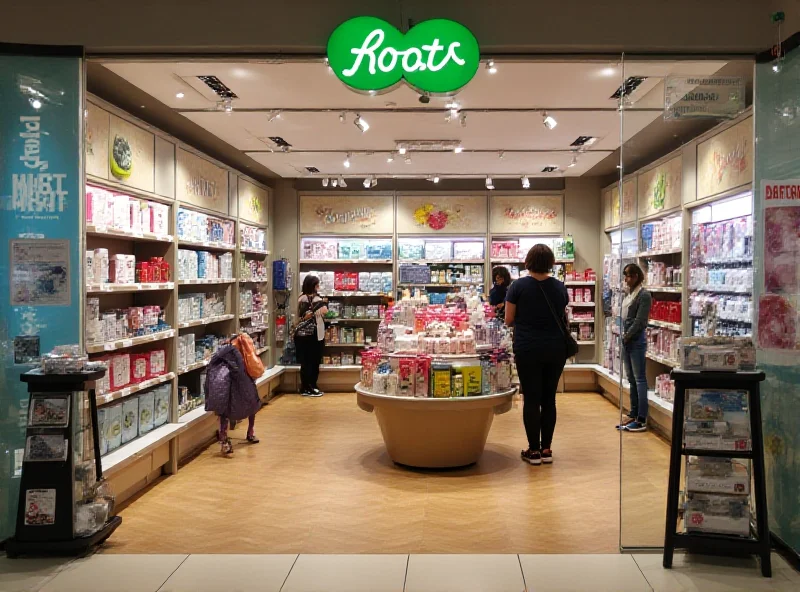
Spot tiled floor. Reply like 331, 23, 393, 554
1, 552, 798, 592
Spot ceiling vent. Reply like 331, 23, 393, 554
305, 166, 320, 174
610, 76, 646, 100
197, 75, 238, 99
541, 166, 559, 173
570, 136, 597, 147
268, 136, 292, 151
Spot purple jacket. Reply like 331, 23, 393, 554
204, 346, 260, 420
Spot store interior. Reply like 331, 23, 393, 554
25, 55, 759, 554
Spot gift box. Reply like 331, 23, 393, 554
153, 385, 170, 427
130, 353, 149, 383
104, 404, 122, 452
149, 349, 167, 376
138, 391, 155, 435
121, 397, 139, 444
112, 194, 131, 231
110, 354, 131, 392
151, 203, 170, 235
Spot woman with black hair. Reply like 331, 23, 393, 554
489, 266, 512, 314
295, 274, 328, 397
617, 263, 652, 432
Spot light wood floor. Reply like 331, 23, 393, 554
103, 392, 670, 554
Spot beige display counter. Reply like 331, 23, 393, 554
355, 384, 517, 468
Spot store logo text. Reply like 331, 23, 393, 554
12, 116, 68, 215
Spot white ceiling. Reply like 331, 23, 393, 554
102, 59, 728, 179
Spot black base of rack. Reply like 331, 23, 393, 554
4, 516, 122, 558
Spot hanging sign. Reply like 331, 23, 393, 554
664, 76, 744, 120
327, 16, 480, 94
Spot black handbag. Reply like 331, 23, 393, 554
537, 281, 580, 358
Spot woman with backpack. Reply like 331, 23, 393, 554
205, 332, 264, 455
295, 274, 328, 397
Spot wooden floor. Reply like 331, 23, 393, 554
103, 392, 670, 554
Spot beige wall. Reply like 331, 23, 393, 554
0, 0, 781, 54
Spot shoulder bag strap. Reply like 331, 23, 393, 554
536, 281, 570, 339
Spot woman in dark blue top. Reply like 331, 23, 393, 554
504, 244, 569, 466
489, 266, 512, 313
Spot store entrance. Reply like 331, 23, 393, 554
77, 54, 754, 554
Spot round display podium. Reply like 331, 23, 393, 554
356, 383, 517, 468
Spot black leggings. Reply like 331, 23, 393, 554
515, 349, 566, 450
295, 335, 324, 390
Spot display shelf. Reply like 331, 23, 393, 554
178, 359, 211, 375
577, 341, 596, 346
699, 257, 753, 266
386, 352, 483, 360
690, 315, 751, 325
569, 302, 596, 307
239, 312, 266, 320
648, 286, 683, 294
298, 259, 392, 265
101, 422, 184, 475
256, 346, 270, 355
239, 278, 269, 284
649, 320, 682, 331
325, 342, 368, 348
398, 259, 485, 265
568, 319, 595, 323
97, 372, 175, 406
647, 352, 681, 368
86, 282, 174, 293
178, 314, 235, 329
283, 364, 361, 372
244, 325, 269, 334
325, 291, 391, 298
490, 258, 524, 264
177, 239, 235, 252
177, 278, 236, 285
86, 329, 175, 354
240, 247, 270, 256
327, 318, 382, 324
692, 287, 752, 295
86, 223, 173, 244
565, 281, 596, 286
647, 390, 674, 415
178, 407, 213, 426
639, 248, 682, 257
397, 283, 483, 288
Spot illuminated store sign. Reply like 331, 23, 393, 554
327, 16, 480, 94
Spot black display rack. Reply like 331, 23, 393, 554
5, 369, 122, 557
663, 369, 770, 577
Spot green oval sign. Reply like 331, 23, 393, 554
327, 16, 480, 94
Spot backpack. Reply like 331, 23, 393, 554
232, 332, 265, 380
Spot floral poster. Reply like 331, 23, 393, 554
638, 157, 682, 218
489, 195, 563, 234
238, 177, 268, 225
758, 180, 800, 352
697, 117, 753, 201
299, 195, 393, 234
397, 195, 487, 234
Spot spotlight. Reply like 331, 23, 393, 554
343, 153, 351, 168
268, 110, 282, 122
454, 145, 463, 154
433, 175, 440, 183
486, 60, 497, 74
773, 59, 783, 73
30, 99, 42, 110
223, 98, 233, 113
542, 112, 557, 130
485, 176, 495, 190
446, 100, 460, 118
175, 92, 185, 99
499, 151, 505, 160
331, 178, 338, 187
568, 154, 578, 168
398, 146, 407, 155
363, 177, 371, 188
354, 114, 369, 133
339, 112, 346, 123
339, 176, 347, 188
521, 176, 530, 189
370, 178, 378, 188
387, 153, 395, 163
460, 113, 467, 127
322, 177, 329, 187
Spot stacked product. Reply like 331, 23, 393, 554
177, 207, 235, 246
490, 236, 574, 261
647, 262, 682, 288
654, 374, 676, 403
178, 333, 224, 370
300, 271, 392, 294
178, 249, 234, 280
647, 327, 680, 363
240, 258, 268, 281
301, 237, 392, 260
565, 268, 597, 282
321, 352, 360, 367
86, 251, 171, 286
641, 216, 682, 253
397, 239, 484, 261
240, 289, 267, 327
98, 383, 170, 455
178, 380, 207, 417
683, 389, 752, 536
86, 185, 170, 236
325, 326, 366, 345
678, 336, 756, 372
178, 293, 226, 323
689, 294, 752, 337
651, 299, 682, 325
398, 263, 483, 286
85, 300, 169, 345
690, 266, 752, 293
326, 302, 383, 320
240, 224, 266, 251
92, 348, 167, 395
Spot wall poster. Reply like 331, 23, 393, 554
299, 194, 393, 234
176, 148, 229, 214
10, 239, 70, 306
397, 194, 487, 234
85, 102, 109, 179
489, 194, 563, 234
621, 178, 637, 224
108, 114, 155, 193
238, 177, 268, 225
638, 156, 682, 218
697, 117, 753, 201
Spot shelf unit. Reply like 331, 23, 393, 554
238, 221, 271, 360
87, 282, 174, 293
397, 236, 486, 301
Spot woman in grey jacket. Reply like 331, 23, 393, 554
617, 263, 652, 432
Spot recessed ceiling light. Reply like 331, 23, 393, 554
305, 166, 320, 174
521, 176, 530, 189
398, 146, 407, 155
354, 114, 369, 133
339, 176, 347, 188
454, 145, 463, 154
343, 153, 351, 168
175, 92, 185, 99
486, 60, 497, 74
600, 67, 616, 77
322, 177, 329, 187
570, 136, 596, 147
542, 166, 559, 173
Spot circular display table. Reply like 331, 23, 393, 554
356, 383, 517, 468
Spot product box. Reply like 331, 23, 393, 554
151, 203, 169, 235
398, 239, 425, 260
149, 349, 167, 376
153, 385, 170, 427
453, 241, 484, 260
684, 493, 751, 537
110, 354, 131, 392
130, 354, 149, 384
121, 397, 139, 445
424, 240, 452, 261
138, 391, 155, 434
338, 240, 364, 260
104, 404, 123, 452
431, 364, 452, 398
97, 407, 108, 455
366, 239, 392, 260
459, 365, 483, 396
112, 194, 131, 231
685, 458, 750, 495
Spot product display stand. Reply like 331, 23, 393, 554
662, 369, 770, 577
6, 369, 121, 557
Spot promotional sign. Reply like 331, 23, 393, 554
489, 195, 563, 234
638, 156, 682, 218
327, 16, 480, 94
697, 117, 753, 201
664, 76, 744, 120
397, 194, 486, 234
299, 194, 393, 234
0, 53, 82, 542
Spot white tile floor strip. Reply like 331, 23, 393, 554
404, 554, 526, 592
38, 554, 187, 592
1, 552, 798, 592
156, 554, 298, 592
519, 554, 652, 592
280, 554, 408, 592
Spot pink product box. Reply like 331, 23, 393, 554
95, 355, 112, 394
109, 254, 136, 284
110, 354, 131, 391
128, 198, 142, 233
86, 186, 114, 226
112, 194, 132, 231
150, 203, 169, 235
149, 349, 167, 376
131, 353, 149, 383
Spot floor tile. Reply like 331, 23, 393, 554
280, 554, 407, 592
633, 552, 798, 591
519, 554, 651, 592
0, 557, 71, 592
405, 554, 526, 592
39, 554, 187, 592
157, 554, 297, 592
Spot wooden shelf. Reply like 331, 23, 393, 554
648, 286, 683, 294
102, 422, 184, 475
399, 259, 485, 265
398, 283, 483, 288
647, 352, 681, 368
87, 282, 174, 293
86, 329, 175, 354
240, 247, 270, 255
649, 320, 682, 331
569, 302, 596, 307
178, 407, 213, 426
177, 278, 236, 285
178, 314, 235, 329
638, 248, 682, 257
325, 291, 391, 298
298, 259, 393, 265
325, 343, 368, 348
565, 281, 596, 286
178, 359, 211, 375
239, 312, 266, 320
256, 346, 270, 355
239, 278, 269, 284
86, 223, 173, 244
178, 238, 236, 252
97, 372, 175, 406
